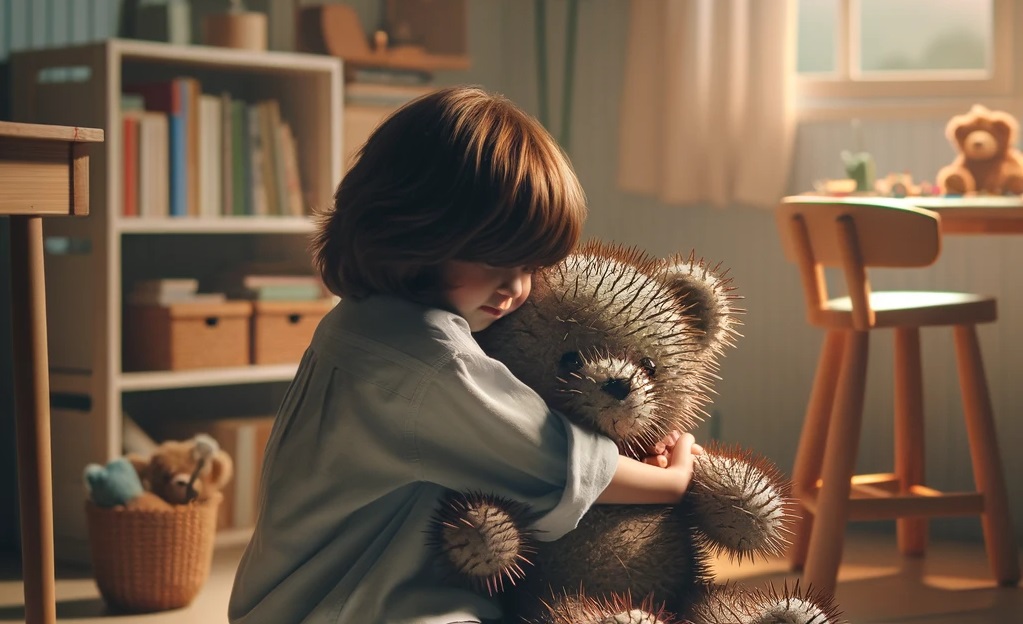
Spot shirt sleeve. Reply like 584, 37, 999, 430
411, 350, 619, 541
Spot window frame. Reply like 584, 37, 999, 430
797, 0, 1015, 102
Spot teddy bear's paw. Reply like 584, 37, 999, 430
537, 591, 677, 624
428, 491, 537, 595
1004, 174, 1023, 195
690, 582, 841, 624
690, 445, 793, 562
737, 582, 842, 624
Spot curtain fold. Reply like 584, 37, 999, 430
617, 0, 797, 208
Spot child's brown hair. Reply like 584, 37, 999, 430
312, 86, 586, 301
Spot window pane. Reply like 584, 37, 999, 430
798, 0, 837, 73
858, 0, 991, 73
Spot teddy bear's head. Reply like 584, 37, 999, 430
477, 242, 740, 458
129, 434, 233, 505
947, 104, 1018, 161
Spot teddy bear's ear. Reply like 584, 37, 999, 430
125, 452, 152, 488
989, 115, 1017, 144
125, 452, 149, 477
208, 450, 234, 491
656, 252, 743, 360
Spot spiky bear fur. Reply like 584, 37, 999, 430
431, 242, 840, 624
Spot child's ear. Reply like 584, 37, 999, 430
209, 450, 234, 490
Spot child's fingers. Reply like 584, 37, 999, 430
642, 454, 669, 468
667, 433, 696, 469
692, 443, 704, 456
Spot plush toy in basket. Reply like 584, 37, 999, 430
83, 434, 233, 612
430, 242, 841, 623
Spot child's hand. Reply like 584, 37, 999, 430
663, 432, 700, 494
643, 430, 703, 468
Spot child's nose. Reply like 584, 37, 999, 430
497, 270, 525, 298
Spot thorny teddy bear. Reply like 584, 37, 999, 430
937, 104, 1023, 196
431, 242, 840, 624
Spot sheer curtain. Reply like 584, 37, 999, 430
617, 0, 797, 208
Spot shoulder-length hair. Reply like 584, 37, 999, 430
312, 85, 586, 301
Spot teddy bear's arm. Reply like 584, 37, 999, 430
937, 162, 976, 195
688, 445, 792, 562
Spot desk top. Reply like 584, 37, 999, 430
791, 194, 1023, 235
0, 120, 103, 143
0, 121, 103, 217
910, 196, 1023, 234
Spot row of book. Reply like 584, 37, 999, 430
121, 77, 305, 219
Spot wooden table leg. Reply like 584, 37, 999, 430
8, 215, 57, 624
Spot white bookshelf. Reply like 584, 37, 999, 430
10, 39, 342, 560
116, 216, 318, 234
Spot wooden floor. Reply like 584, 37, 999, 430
0, 530, 1019, 623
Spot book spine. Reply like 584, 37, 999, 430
169, 82, 188, 218
122, 114, 139, 217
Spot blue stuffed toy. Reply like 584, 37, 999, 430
84, 457, 145, 508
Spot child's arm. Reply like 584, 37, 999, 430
596, 432, 700, 504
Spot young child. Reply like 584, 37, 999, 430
228, 86, 701, 624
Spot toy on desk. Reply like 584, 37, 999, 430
842, 149, 876, 192
937, 104, 1023, 196
874, 172, 935, 198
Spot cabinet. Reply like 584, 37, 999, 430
9, 39, 342, 558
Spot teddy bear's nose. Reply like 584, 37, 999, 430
172, 474, 191, 490
601, 377, 633, 401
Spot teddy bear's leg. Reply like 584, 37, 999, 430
428, 491, 537, 595
688, 583, 840, 624
1002, 173, 1023, 195
539, 591, 676, 624
689, 445, 792, 562
938, 168, 975, 195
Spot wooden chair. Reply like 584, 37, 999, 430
775, 196, 1020, 597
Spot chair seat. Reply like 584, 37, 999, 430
814, 290, 997, 328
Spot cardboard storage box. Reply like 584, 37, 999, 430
124, 301, 253, 371
251, 299, 334, 364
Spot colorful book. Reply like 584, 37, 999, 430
138, 111, 170, 218
198, 94, 222, 218
231, 99, 248, 216
121, 113, 140, 217
125, 77, 199, 217
220, 92, 234, 216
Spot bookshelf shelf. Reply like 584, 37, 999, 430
117, 216, 317, 234
10, 40, 342, 562
119, 364, 300, 392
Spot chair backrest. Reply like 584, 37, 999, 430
775, 196, 942, 330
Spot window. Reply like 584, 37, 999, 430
797, 0, 1013, 100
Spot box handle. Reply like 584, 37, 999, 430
288, 314, 302, 324
205, 317, 220, 327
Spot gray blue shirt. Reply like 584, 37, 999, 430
228, 295, 619, 623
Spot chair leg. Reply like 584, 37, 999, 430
953, 324, 1020, 586
804, 330, 869, 598
894, 327, 927, 556
789, 330, 845, 571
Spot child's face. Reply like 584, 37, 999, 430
441, 261, 533, 332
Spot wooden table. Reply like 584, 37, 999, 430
910, 196, 1023, 234
1, 121, 103, 624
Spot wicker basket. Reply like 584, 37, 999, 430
85, 493, 221, 612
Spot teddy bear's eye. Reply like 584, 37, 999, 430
559, 351, 584, 372
640, 357, 657, 377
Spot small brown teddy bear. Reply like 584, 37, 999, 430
128, 434, 233, 506
937, 104, 1023, 195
